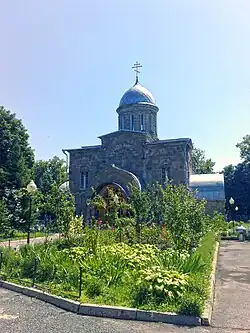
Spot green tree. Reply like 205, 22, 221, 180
38, 184, 75, 234
164, 185, 207, 250
128, 185, 151, 242
146, 182, 168, 225
236, 134, 250, 162
192, 146, 215, 174
0, 199, 11, 236
32, 156, 67, 194
2, 189, 26, 231
0, 106, 34, 192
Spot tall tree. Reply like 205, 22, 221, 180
0, 106, 34, 192
32, 156, 67, 194
223, 134, 250, 221
236, 135, 250, 162
192, 146, 215, 174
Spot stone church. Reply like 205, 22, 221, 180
64, 63, 224, 217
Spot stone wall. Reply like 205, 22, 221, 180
67, 132, 191, 216
146, 140, 191, 185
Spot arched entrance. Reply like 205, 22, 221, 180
93, 182, 127, 221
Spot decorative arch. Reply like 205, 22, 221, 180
95, 164, 141, 194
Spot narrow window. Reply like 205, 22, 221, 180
80, 172, 84, 189
80, 171, 88, 189
149, 114, 152, 132
121, 115, 125, 129
167, 166, 171, 181
130, 114, 134, 130
85, 171, 89, 188
161, 168, 166, 185
140, 114, 144, 131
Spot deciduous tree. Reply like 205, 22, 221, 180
192, 146, 215, 174
0, 106, 34, 192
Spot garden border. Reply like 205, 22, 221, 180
201, 241, 219, 326
0, 241, 220, 327
0, 280, 201, 326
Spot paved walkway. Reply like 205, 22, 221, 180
212, 241, 250, 330
0, 234, 59, 249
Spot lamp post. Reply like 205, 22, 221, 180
26, 180, 37, 244
235, 206, 239, 221
229, 197, 235, 229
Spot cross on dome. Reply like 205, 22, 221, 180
132, 61, 142, 84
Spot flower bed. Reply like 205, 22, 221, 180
0, 229, 217, 316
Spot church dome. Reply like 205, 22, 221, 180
119, 82, 156, 107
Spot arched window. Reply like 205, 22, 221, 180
80, 171, 89, 189
130, 114, 134, 130
161, 168, 166, 185
140, 114, 144, 131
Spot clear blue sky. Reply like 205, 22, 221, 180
1, 0, 250, 171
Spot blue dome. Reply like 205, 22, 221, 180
119, 82, 156, 107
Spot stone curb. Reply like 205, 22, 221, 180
0, 281, 80, 313
0, 280, 201, 326
201, 241, 220, 326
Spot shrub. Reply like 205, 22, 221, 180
137, 266, 188, 302
68, 216, 84, 236
178, 294, 203, 316
84, 276, 103, 298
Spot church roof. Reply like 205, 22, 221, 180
119, 82, 156, 107
189, 174, 224, 187
147, 138, 192, 146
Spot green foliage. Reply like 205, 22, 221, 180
137, 266, 188, 301
128, 184, 151, 242
0, 106, 34, 191
236, 134, 250, 162
179, 294, 203, 316
145, 182, 168, 225
68, 216, 84, 236
192, 146, 215, 174
37, 183, 75, 234
32, 157, 67, 195
223, 134, 250, 221
0, 200, 11, 235
84, 276, 103, 298
158, 249, 205, 275
102, 243, 159, 269
0, 209, 218, 317
208, 212, 228, 233
2, 189, 25, 230
163, 185, 207, 251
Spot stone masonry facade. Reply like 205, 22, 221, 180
66, 130, 192, 217
65, 79, 194, 218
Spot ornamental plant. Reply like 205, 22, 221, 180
137, 266, 188, 300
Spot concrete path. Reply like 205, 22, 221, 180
0, 234, 59, 249
212, 241, 250, 331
